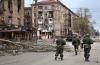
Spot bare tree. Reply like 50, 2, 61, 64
73, 8, 94, 36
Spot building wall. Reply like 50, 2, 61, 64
53, 2, 73, 37
71, 14, 79, 34
53, 3, 60, 37
0, 0, 24, 27
31, 1, 78, 39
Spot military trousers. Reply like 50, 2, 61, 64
55, 50, 63, 58
73, 45, 79, 55
84, 47, 91, 60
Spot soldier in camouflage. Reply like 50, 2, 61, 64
72, 35, 80, 55
55, 37, 66, 61
82, 34, 93, 62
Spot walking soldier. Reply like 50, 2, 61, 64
55, 38, 66, 61
82, 34, 93, 62
72, 35, 80, 55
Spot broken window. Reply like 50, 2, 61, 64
18, 18, 21, 27
0, 0, 3, 15
8, 0, 12, 13
68, 13, 71, 27
38, 6, 43, 9
48, 11, 53, 18
38, 11, 43, 19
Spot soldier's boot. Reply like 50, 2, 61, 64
55, 56, 57, 60
75, 49, 78, 55
61, 57, 63, 61
86, 59, 89, 62
60, 54, 63, 61
85, 57, 87, 61
85, 53, 90, 62
85, 56, 89, 62
75, 51, 77, 55
87, 57, 89, 62
55, 53, 58, 60
85, 58, 89, 62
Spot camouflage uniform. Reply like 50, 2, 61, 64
82, 35, 93, 61
72, 36, 80, 55
55, 38, 66, 61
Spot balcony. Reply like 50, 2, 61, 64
48, 18, 53, 24
38, 19, 43, 24
42, 29, 48, 32
44, 5, 53, 11
38, 27, 42, 30
38, 6, 43, 11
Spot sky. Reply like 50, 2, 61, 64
25, 0, 100, 32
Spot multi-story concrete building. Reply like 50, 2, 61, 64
0, 0, 25, 40
0, 0, 24, 26
31, 0, 78, 39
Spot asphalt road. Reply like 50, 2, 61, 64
0, 42, 100, 65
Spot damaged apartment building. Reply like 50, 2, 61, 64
0, 0, 29, 41
31, 0, 79, 39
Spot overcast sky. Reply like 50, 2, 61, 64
25, 0, 100, 32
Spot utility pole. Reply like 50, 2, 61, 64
33, 0, 38, 43
79, 8, 83, 36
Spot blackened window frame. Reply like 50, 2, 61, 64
8, 0, 12, 13
17, 0, 21, 12
0, 0, 4, 15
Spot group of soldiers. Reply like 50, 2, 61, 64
55, 34, 93, 62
